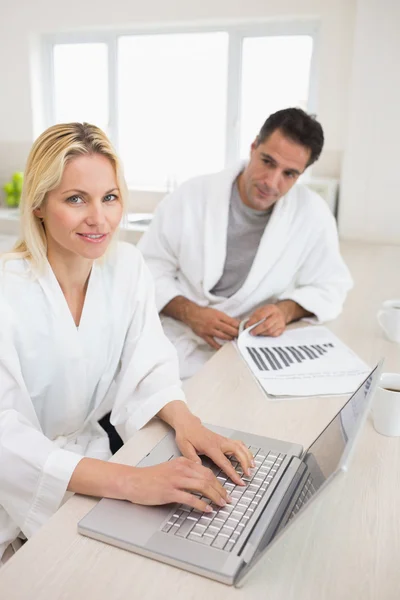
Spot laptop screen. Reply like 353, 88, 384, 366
302, 364, 379, 488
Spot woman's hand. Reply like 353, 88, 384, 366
158, 401, 255, 487
68, 456, 231, 513
70, 406, 255, 514
122, 457, 231, 512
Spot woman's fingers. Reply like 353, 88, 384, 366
204, 439, 254, 485
178, 475, 230, 507
209, 451, 246, 486
174, 490, 214, 513
175, 457, 230, 501
226, 440, 255, 473
178, 440, 202, 465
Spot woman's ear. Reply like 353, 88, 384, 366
33, 207, 44, 219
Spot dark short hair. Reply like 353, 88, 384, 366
255, 108, 324, 167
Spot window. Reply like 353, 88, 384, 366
239, 35, 314, 157
53, 43, 109, 133
43, 24, 317, 190
118, 33, 228, 189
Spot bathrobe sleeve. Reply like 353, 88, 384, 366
137, 189, 186, 312
110, 247, 185, 441
277, 209, 353, 322
0, 304, 84, 539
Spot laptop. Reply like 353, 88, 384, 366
78, 363, 381, 586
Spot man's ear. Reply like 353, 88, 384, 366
250, 138, 259, 154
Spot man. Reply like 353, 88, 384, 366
138, 108, 353, 379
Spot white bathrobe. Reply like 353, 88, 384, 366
138, 164, 353, 379
0, 241, 184, 561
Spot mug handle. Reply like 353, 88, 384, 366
377, 310, 388, 334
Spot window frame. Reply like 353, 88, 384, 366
41, 20, 319, 189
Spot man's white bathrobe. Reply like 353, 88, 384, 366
138, 164, 353, 379
0, 242, 184, 562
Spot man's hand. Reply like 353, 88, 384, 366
185, 306, 240, 349
162, 296, 240, 349
245, 300, 313, 337
245, 304, 288, 337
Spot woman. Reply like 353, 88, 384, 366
0, 123, 253, 564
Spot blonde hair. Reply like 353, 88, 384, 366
4, 122, 128, 270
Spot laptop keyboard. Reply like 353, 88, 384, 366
161, 446, 286, 552
289, 474, 315, 520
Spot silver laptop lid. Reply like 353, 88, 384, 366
303, 361, 382, 476
236, 362, 382, 587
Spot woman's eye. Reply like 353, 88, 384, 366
104, 194, 118, 202
66, 195, 84, 204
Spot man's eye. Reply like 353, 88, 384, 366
66, 195, 84, 204
285, 172, 296, 179
104, 194, 118, 202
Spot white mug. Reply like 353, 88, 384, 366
377, 299, 400, 343
372, 373, 400, 436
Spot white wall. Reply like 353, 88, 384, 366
0, 0, 356, 187
339, 0, 400, 244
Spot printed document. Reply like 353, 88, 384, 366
236, 325, 370, 397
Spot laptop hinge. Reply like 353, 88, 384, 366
240, 459, 306, 564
